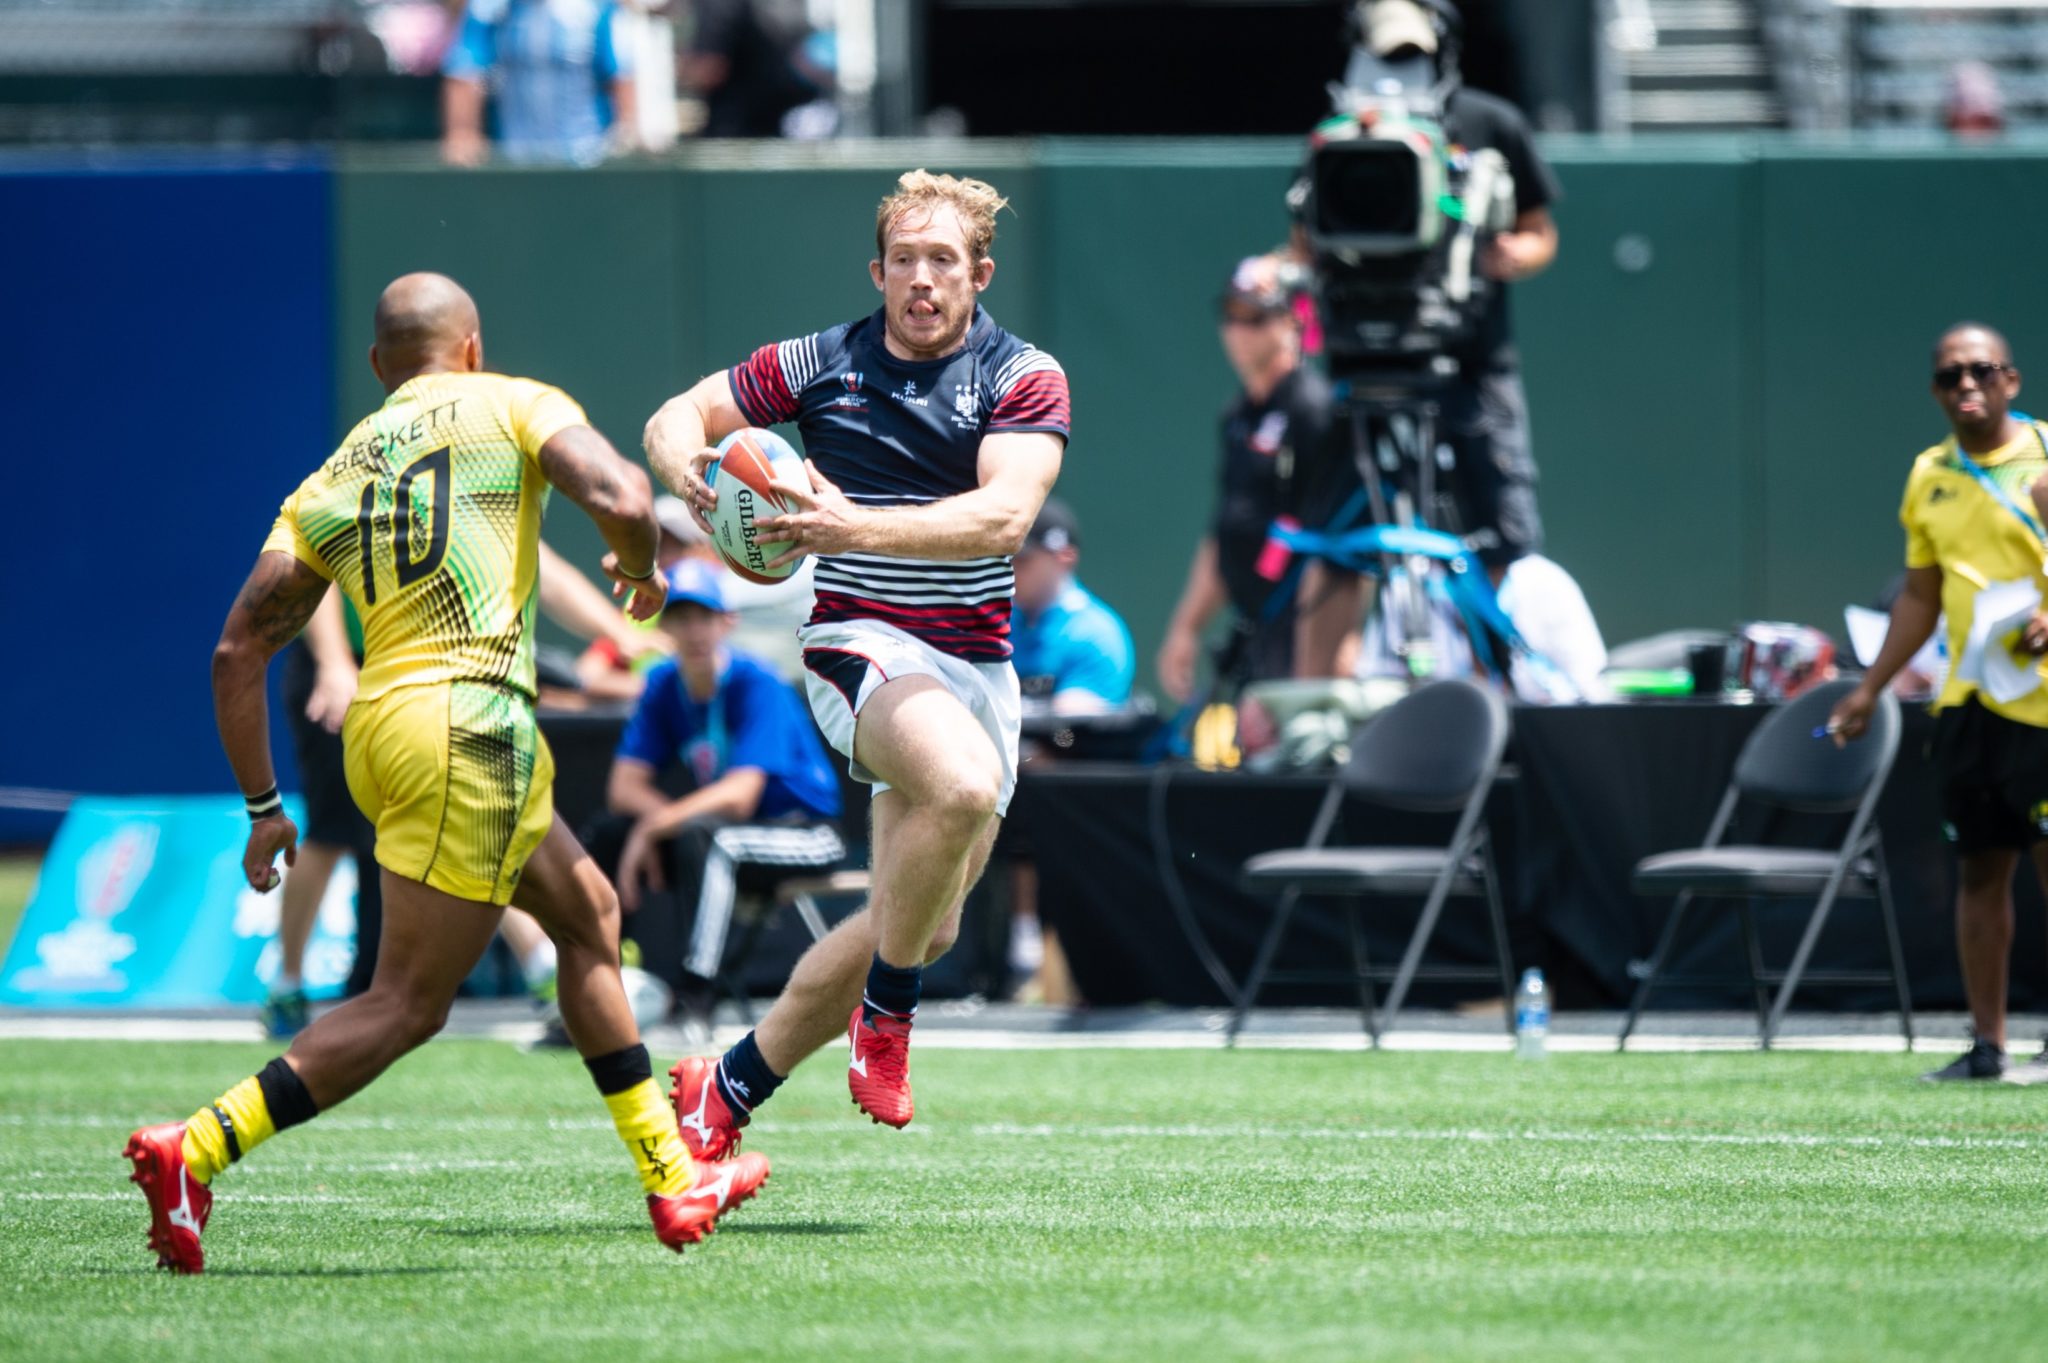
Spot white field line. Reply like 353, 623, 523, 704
0, 1113, 628, 1132
2, 1111, 2037, 1153
962, 1122, 2048, 1152
2, 1191, 360, 1204
0, 1013, 1953, 1055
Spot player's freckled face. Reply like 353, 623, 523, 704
870, 204, 992, 362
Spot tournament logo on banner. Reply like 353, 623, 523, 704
0, 796, 356, 1009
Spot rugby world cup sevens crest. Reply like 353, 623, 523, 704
23, 823, 156, 990
78, 824, 160, 921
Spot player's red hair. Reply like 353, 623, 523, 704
875, 169, 1009, 263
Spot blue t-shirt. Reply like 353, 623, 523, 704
616, 651, 841, 823
1010, 577, 1134, 708
444, 0, 629, 165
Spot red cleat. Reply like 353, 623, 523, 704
847, 1006, 914, 1128
668, 1055, 747, 1163
123, 1123, 211, 1275
646, 1151, 770, 1250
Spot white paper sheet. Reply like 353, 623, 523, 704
1956, 580, 2043, 702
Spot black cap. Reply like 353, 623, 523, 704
1024, 497, 1080, 553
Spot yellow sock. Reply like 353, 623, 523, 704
180, 1075, 279, 1185
605, 1078, 693, 1197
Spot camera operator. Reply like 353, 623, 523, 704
1318, 0, 1560, 578
1157, 258, 1365, 703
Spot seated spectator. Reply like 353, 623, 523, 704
581, 560, 845, 1017
1010, 498, 1136, 715
442, 0, 637, 166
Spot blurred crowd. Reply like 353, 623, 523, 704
355, 0, 839, 164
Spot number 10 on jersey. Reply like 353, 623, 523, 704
356, 445, 451, 605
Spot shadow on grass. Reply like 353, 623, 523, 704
424, 1219, 870, 1240
83, 1265, 468, 1279
209, 1265, 470, 1279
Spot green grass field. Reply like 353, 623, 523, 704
0, 854, 40, 958
1, 1039, 2041, 1363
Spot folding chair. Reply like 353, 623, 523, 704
1227, 678, 1515, 1047
1617, 679, 1912, 1051
716, 870, 870, 1024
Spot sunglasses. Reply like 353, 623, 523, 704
1934, 360, 2010, 390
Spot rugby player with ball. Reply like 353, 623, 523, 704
644, 170, 1070, 1154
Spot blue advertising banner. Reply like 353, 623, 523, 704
0, 158, 332, 842
0, 797, 356, 1009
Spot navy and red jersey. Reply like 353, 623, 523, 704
727, 306, 1071, 662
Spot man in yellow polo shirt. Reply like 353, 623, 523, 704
1832, 322, 2048, 1083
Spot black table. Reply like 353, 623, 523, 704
1007, 702, 2048, 1013
542, 701, 2048, 1013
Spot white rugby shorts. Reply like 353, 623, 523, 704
797, 619, 1022, 816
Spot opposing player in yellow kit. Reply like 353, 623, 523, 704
123, 273, 768, 1273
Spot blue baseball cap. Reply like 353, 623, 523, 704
664, 558, 729, 613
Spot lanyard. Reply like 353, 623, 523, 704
1950, 426, 2048, 549
680, 662, 730, 778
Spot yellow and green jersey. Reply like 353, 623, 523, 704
1900, 421, 2048, 727
264, 371, 586, 702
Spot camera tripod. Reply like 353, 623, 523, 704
1331, 366, 1483, 681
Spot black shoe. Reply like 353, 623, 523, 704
1920, 1036, 2005, 1081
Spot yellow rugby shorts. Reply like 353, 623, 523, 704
341, 680, 554, 906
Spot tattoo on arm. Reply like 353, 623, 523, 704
232, 554, 333, 652
538, 425, 657, 570
538, 426, 623, 512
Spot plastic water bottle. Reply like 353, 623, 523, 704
1514, 968, 1550, 1060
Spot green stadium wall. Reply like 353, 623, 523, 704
331, 139, 2048, 689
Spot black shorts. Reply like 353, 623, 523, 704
1442, 367, 1544, 570
1930, 695, 2048, 853
281, 642, 372, 847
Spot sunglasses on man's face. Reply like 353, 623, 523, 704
1934, 360, 2011, 390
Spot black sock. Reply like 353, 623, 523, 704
255, 1056, 319, 1132
715, 1031, 782, 1117
861, 952, 922, 1023
583, 1043, 654, 1097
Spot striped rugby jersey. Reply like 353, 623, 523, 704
727, 306, 1071, 662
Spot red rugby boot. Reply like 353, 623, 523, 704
846, 1006, 914, 1128
668, 1055, 747, 1163
123, 1123, 212, 1275
646, 1152, 770, 1250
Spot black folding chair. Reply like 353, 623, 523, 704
1227, 678, 1515, 1047
1617, 679, 1912, 1051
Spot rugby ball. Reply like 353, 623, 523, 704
706, 428, 807, 585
